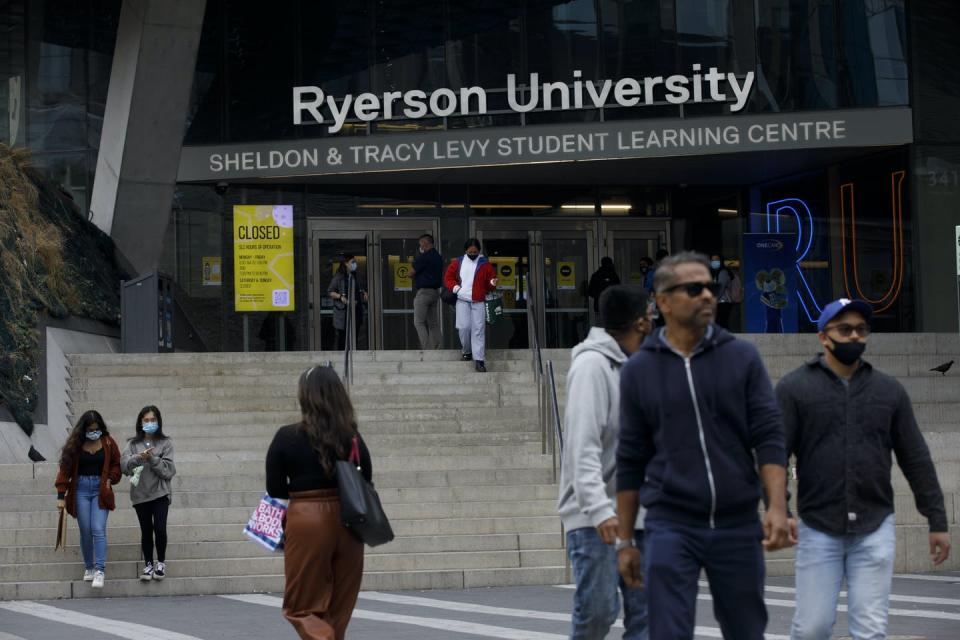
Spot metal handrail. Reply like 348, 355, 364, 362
342, 274, 356, 389
525, 276, 562, 483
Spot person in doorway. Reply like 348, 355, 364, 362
587, 257, 621, 314
259, 312, 295, 351
266, 366, 372, 640
411, 233, 443, 350
776, 298, 950, 640
639, 257, 654, 292
558, 285, 653, 640
328, 254, 368, 350
615, 251, 792, 640
55, 410, 122, 589
444, 239, 498, 372
121, 405, 176, 582
709, 254, 734, 329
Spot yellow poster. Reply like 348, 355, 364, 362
233, 205, 295, 311
202, 256, 222, 286
629, 271, 644, 285
557, 261, 576, 290
393, 259, 413, 292
490, 257, 518, 290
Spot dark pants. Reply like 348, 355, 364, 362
134, 495, 170, 563
644, 518, 767, 640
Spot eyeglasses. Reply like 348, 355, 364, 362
826, 323, 871, 338
660, 281, 723, 298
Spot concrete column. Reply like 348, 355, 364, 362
89, 0, 206, 274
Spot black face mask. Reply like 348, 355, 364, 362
467, 254, 478, 261
828, 339, 866, 365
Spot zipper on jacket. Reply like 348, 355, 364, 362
684, 357, 717, 529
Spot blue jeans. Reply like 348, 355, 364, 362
567, 527, 648, 640
643, 518, 766, 640
75, 475, 109, 571
791, 514, 895, 640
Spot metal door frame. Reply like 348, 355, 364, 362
599, 219, 671, 262
307, 218, 439, 350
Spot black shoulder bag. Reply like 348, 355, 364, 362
336, 437, 394, 547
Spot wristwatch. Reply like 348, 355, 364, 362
614, 537, 637, 552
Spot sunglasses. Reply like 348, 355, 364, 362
826, 323, 871, 338
661, 281, 723, 298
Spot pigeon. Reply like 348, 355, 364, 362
27, 446, 46, 462
929, 360, 954, 376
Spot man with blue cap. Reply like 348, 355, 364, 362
776, 298, 951, 640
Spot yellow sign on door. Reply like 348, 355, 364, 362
233, 205, 295, 311
490, 257, 518, 290
202, 256, 222, 286
393, 260, 413, 292
557, 261, 576, 290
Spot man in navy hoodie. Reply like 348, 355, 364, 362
615, 251, 792, 640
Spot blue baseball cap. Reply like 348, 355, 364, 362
817, 298, 873, 333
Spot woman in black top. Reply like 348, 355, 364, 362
266, 365, 372, 640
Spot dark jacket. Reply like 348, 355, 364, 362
412, 248, 443, 291
776, 356, 947, 535
587, 266, 620, 312
55, 435, 123, 517
617, 326, 786, 529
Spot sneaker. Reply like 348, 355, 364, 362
153, 562, 166, 580
461, 353, 472, 361
140, 562, 154, 582
475, 361, 486, 373
82, 568, 95, 582
91, 570, 105, 589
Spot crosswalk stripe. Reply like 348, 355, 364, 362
220, 594, 566, 640
0, 601, 204, 640
895, 573, 960, 583
0, 632, 30, 640
697, 580, 960, 607
695, 592, 960, 621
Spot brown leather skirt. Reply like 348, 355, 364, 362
283, 489, 364, 640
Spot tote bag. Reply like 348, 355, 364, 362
336, 437, 394, 547
484, 292, 504, 325
243, 494, 288, 552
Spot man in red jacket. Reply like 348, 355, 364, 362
444, 238, 498, 372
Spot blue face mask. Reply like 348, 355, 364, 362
85, 430, 102, 441
142, 422, 159, 434
710, 260, 721, 270
349, 261, 358, 272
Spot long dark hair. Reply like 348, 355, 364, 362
130, 405, 169, 443
298, 366, 358, 476
59, 410, 109, 471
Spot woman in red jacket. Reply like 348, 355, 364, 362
55, 410, 122, 589
444, 238, 498, 372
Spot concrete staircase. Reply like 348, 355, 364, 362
546, 333, 960, 576
0, 350, 567, 600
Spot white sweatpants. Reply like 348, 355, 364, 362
455, 299, 486, 362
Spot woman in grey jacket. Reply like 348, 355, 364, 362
121, 405, 176, 582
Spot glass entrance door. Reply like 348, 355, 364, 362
309, 219, 438, 350
477, 221, 596, 350
542, 231, 593, 348
377, 233, 425, 350
603, 224, 668, 291
481, 231, 532, 350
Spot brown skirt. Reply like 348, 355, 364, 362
283, 489, 364, 640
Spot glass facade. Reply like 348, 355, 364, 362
183, 0, 910, 145
0, 0, 121, 214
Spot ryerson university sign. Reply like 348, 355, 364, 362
176, 68, 914, 181
292, 67, 756, 133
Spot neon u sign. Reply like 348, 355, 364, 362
765, 170, 906, 321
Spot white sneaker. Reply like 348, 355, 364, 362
82, 569, 95, 582
140, 562, 154, 582
153, 561, 166, 580
91, 570, 104, 589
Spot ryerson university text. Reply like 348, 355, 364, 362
293, 67, 756, 133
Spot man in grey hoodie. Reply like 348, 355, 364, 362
558, 285, 652, 640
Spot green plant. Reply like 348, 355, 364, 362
0, 144, 126, 436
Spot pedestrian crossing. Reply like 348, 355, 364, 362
0, 574, 957, 639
